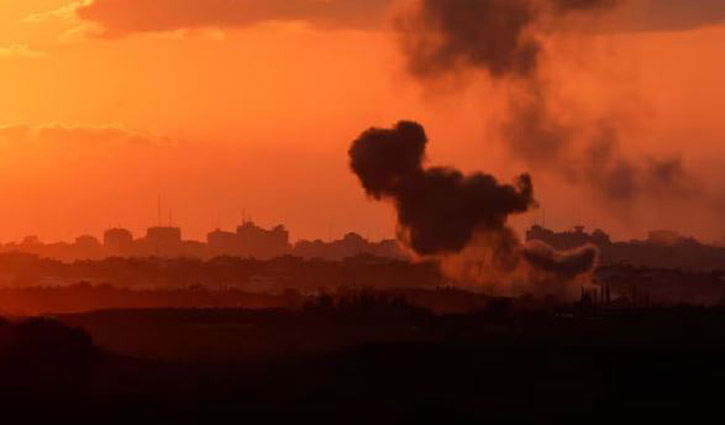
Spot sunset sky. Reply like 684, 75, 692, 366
0, 0, 724, 244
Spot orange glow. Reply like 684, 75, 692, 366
0, 1, 724, 244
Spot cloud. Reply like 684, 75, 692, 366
25, 1, 93, 23
349, 120, 535, 255
0, 123, 170, 147
50, 0, 725, 38
0, 45, 47, 59
68, 0, 392, 37
604, 0, 725, 32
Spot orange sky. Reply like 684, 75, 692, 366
0, 0, 724, 244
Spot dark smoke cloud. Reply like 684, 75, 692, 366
395, 0, 540, 78
583, 133, 697, 203
349, 121, 534, 255
349, 121, 598, 287
396, 0, 698, 207
395, 0, 615, 79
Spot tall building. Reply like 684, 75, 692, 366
236, 221, 291, 259
144, 226, 182, 257
74, 235, 102, 260
207, 228, 238, 257
103, 228, 134, 255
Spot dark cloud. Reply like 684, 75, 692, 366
395, 0, 616, 80
67, 0, 725, 37
395, 0, 541, 78
349, 121, 597, 286
349, 121, 534, 255
581, 128, 699, 204
502, 88, 571, 166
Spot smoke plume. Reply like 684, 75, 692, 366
396, 0, 615, 79
395, 0, 697, 207
349, 121, 598, 295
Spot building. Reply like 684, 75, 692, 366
292, 233, 407, 261
103, 228, 134, 255
236, 221, 291, 259
207, 229, 238, 257
0, 221, 405, 262
144, 226, 182, 257
74, 235, 102, 260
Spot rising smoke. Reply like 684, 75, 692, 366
395, 0, 695, 207
349, 121, 598, 296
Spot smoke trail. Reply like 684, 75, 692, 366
396, 0, 615, 78
395, 0, 695, 207
396, 0, 541, 79
349, 121, 598, 295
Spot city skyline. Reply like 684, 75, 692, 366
1, 217, 406, 262
2, 214, 397, 246
1, 2, 725, 245
0, 2, 724, 420
3, 214, 715, 248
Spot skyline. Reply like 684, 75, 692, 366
0, 0, 725, 418
0, 1, 724, 245
1, 213, 718, 249
2, 2, 725, 418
